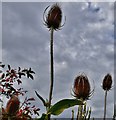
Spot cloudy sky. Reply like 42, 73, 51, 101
1, 1, 114, 118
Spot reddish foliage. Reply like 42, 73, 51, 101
0, 63, 40, 119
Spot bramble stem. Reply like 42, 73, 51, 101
48, 27, 54, 120
104, 90, 107, 120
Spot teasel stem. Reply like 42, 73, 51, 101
78, 104, 83, 120
104, 90, 108, 120
71, 109, 74, 120
48, 27, 54, 120
77, 99, 84, 120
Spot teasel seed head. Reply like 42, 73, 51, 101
102, 73, 112, 91
43, 3, 65, 30
72, 74, 94, 101
6, 95, 20, 115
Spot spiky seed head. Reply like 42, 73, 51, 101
6, 95, 20, 115
102, 73, 112, 91
44, 3, 62, 30
73, 74, 91, 100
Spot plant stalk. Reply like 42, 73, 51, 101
48, 27, 54, 120
77, 105, 83, 120
104, 90, 108, 120
71, 109, 74, 120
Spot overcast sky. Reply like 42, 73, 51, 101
2, 2, 114, 118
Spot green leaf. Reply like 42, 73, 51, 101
35, 91, 46, 106
48, 99, 83, 115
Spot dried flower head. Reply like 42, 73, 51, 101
72, 74, 93, 100
6, 95, 20, 115
102, 73, 112, 91
43, 3, 65, 30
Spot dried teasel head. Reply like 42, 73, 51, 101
72, 74, 94, 101
43, 3, 65, 30
102, 73, 112, 91
6, 95, 20, 115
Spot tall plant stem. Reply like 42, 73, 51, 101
48, 27, 54, 120
71, 109, 74, 120
104, 90, 108, 120
77, 98, 83, 120
77, 105, 83, 120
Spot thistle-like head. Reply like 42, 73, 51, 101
102, 73, 112, 91
43, 3, 65, 30
72, 74, 94, 101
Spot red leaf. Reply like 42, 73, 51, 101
27, 98, 35, 101
17, 79, 22, 85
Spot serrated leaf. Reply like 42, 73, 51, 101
29, 68, 35, 74
29, 67, 32, 71
22, 69, 28, 72
17, 79, 22, 85
8, 65, 11, 70
18, 72, 25, 78
18, 67, 21, 71
28, 73, 34, 80
30, 70, 35, 74
6, 73, 10, 77
27, 97, 35, 101
1, 73, 5, 79
48, 99, 83, 115
0, 64, 5, 68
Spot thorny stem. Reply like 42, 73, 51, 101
104, 90, 108, 120
48, 27, 54, 120
78, 105, 83, 120
77, 99, 84, 120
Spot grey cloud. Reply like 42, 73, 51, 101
2, 2, 114, 118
